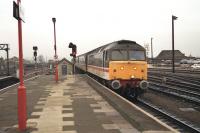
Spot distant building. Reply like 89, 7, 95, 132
154, 50, 188, 64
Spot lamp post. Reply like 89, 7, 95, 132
17, 0, 27, 130
172, 15, 178, 73
52, 18, 58, 82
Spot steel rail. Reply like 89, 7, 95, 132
137, 99, 200, 133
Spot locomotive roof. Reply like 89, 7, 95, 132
88, 40, 144, 53
78, 40, 145, 57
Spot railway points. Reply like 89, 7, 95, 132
0, 75, 177, 133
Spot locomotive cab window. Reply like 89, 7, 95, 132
111, 50, 127, 60
129, 50, 145, 60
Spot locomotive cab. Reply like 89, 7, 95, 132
105, 43, 149, 98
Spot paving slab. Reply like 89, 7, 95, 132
0, 75, 177, 133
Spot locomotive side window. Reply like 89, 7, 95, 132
94, 53, 103, 67
88, 54, 95, 65
111, 50, 127, 60
129, 51, 145, 60
79, 56, 85, 64
104, 51, 109, 67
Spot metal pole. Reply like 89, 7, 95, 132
6, 45, 10, 76
52, 18, 58, 82
35, 58, 37, 75
53, 20, 57, 57
172, 15, 177, 73
73, 57, 75, 74
151, 37, 153, 64
17, 0, 27, 130
172, 17, 175, 73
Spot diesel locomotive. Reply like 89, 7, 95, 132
76, 40, 148, 99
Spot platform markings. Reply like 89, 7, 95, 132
62, 130, 77, 133
102, 124, 120, 130
62, 113, 74, 117
26, 81, 76, 133
63, 108, 73, 111
120, 128, 141, 133
34, 105, 44, 109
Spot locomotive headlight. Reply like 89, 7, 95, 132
120, 67, 124, 70
131, 75, 135, 78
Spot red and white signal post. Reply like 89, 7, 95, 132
13, 0, 27, 130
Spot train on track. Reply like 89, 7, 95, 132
76, 40, 149, 99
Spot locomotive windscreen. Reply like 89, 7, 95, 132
111, 50, 127, 60
111, 50, 145, 61
129, 50, 145, 60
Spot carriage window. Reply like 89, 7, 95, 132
111, 50, 127, 60
129, 51, 145, 60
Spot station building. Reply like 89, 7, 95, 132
48, 58, 73, 76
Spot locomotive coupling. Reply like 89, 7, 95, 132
139, 80, 149, 90
111, 80, 121, 90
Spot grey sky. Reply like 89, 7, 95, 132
0, 0, 200, 61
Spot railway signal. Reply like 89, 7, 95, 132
69, 42, 76, 58
33, 46, 38, 73
33, 46, 38, 62
69, 42, 77, 74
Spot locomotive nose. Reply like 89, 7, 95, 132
111, 80, 121, 90
139, 80, 149, 90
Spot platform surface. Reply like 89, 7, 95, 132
0, 75, 176, 133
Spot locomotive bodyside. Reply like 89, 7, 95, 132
76, 40, 148, 99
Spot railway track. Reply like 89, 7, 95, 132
136, 98, 200, 133
0, 70, 45, 93
148, 75, 200, 102
88, 75, 200, 133
150, 82, 200, 98
148, 68, 200, 75
0, 76, 19, 90
148, 83, 200, 106
149, 72, 200, 87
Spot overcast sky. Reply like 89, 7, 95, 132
0, 0, 200, 61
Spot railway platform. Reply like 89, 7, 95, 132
0, 75, 177, 133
